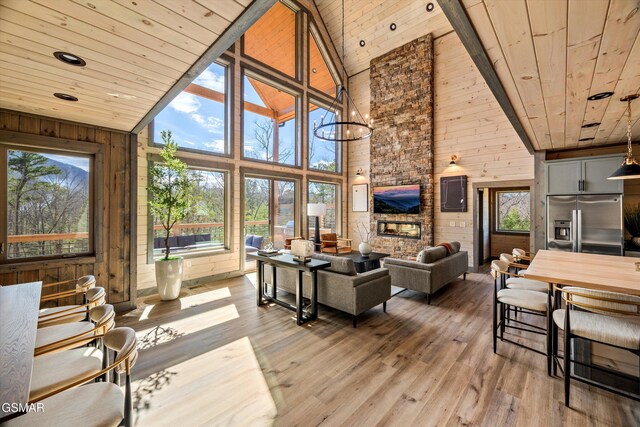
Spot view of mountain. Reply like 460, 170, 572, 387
373, 185, 420, 214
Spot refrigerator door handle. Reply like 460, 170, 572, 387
577, 209, 582, 253
571, 210, 577, 252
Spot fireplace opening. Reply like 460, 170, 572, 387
377, 221, 421, 239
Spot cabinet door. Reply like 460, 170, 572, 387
582, 156, 623, 194
546, 161, 581, 195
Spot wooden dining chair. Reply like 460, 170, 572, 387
6, 327, 138, 427
35, 304, 115, 356
552, 285, 640, 406
512, 247, 535, 261
39, 275, 96, 304
498, 253, 547, 293
320, 233, 352, 254
491, 260, 553, 375
38, 287, 106, 328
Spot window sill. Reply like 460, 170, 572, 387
0, 255, 96, 270
493, 231, 530, 236
150, 247, 231, 264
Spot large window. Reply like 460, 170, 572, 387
244, 2, 297, 78
495, 190, 530, 233
153, 62, 228, 155
5, 149, 91, 259
243, 74, 298, 166
309, 29, 337, 97
309, 102, 340, 172
308, 181, 339, 238
152, 168, 228, 257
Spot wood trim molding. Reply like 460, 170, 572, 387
437, 0, 536, 155
472, 179, 534, 189
132, 0, 278, 134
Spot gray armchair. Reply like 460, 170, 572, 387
385, 245, 468, 304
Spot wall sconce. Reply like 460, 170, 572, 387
449, 155, 459, 167
356, 168, 364, 176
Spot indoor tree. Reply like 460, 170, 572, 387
148, 131, 195, 260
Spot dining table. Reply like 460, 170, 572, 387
523, 249, 640, 295
0, 281, 42, 421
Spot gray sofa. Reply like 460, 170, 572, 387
263, 253, 391, 327
384, 243, 468, 304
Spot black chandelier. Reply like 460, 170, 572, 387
313, 0, 373, 143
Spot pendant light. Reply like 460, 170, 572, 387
608, 94, 640, 180
312, 0, 372, 143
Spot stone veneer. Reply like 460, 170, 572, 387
369, 34, 434, 257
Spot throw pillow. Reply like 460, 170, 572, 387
312, 253, 358, 276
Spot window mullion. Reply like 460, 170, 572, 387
0, 148, 7, 262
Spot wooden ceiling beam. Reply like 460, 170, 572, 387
131, 0, 278, 134
438, 0, 536, 154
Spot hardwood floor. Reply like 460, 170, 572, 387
117, 270, 639, 426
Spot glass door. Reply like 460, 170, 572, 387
243, 176, 298, 271
244, 177, 270, 271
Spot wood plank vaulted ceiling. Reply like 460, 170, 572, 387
461, 0, 640, 151
0, 0, 252, 131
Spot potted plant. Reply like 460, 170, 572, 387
624, 204, 640, 247
148, 130, 194, 300
356, 222, 373, 256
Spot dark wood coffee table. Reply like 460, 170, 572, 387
338, 252, 390, 273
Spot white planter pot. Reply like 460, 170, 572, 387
359, 242, 372, 256
155, 257, 184, 301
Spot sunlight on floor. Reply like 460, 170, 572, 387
137, 288, 233, 321
131, 336, 277, 426
245, 272, 257, 288
136, 304, 240, 350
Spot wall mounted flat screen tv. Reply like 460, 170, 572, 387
373, 184, 420, 214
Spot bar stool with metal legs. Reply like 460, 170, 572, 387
552, 285, 640, 406
498, 253, 548, 293
491, 260, 553, 375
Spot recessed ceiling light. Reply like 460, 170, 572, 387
578, 137, 595, 141
581, 122, 601, 128
390, 23, 397, 31
53, 51, 86, 67
359, 40, 365, 47
587, 92, 614, 101
54, 93, 78, 102
312, 68, 317, 74
426, 2, 435, 12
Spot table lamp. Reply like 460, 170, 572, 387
307, 203, 326, 252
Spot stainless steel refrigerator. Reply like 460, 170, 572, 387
546, 195, 623, 256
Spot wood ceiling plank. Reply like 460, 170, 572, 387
579, 0, 640, 143
0, 32, 178, 91
0, 63, 162, 103
67, 0, 209, 54
111, 0, 222, 40
316, 0, 452, 76
0, 92, 136, 129
565, 0, 610, 148
527, 0, 567, 150
0, 49, 166, 100
0, 14, 182, 83
461, 1, 539, 151
22, 0, 197, 65
484, 0, 552, 150
0, 74, 151, 116
591, 32, 640, 144
152, 0, 231, 32
196, 0, 247, 22
0, 85, 143, 122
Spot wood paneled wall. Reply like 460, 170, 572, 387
348, 32, 535, 267
0, 109, 134, 308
